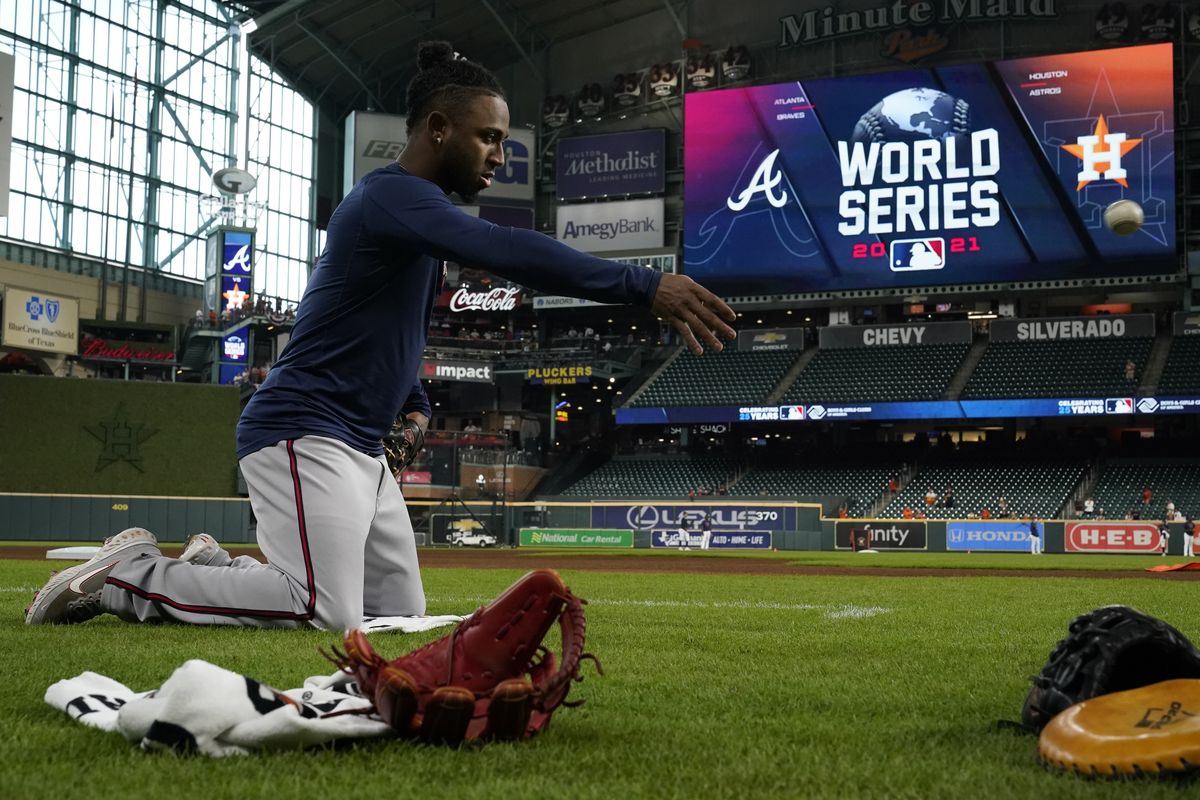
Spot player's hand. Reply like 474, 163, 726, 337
405, 411, 430, 435
650, 273, 737, 354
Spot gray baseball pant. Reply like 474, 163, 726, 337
101, 435, 426, 629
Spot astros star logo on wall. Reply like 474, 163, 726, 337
84, 402, 158, 472
1061, 114, 1142, 191
223, 281, 249, 309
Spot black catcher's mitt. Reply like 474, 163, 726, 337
1021, 605, 1200, 733
383, 417, 424, 478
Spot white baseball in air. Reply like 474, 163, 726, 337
1103, 199, 1144, 236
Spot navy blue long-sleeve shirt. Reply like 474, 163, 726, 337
236, 163, 662, 458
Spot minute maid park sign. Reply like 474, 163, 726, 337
779, 0, 1057, 49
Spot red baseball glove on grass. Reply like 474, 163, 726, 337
328, 569, 598, 745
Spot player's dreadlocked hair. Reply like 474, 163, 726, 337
405, 41, 505, 134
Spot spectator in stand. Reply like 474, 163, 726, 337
716, 483, 728, 496
887, 476, 899, 495
914, 509, 927, 520
1125, 359, 1136, 383
194, 308, 204, 327
1083, 496, 1095, 517
1184, 516, 1196, 558
980, 507, 992, 520
997, 496, 1009, 518
1142, 485, 1152, 505
687, 488, 696, 500
924, 487, 937, 507
208, 309, 218, 328
567, 326, 579, 339
902, 506, 914, 520
942, 485, 955, 509
1166, 498, 1176, 518
463, 419, 481, 433
837, 503, 849, 519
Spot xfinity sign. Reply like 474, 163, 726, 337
556, 198, 664, 253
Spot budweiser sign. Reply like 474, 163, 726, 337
81, 337, 176, 363
449, 286, 522, 313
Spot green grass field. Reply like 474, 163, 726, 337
3, 553, 1198, 799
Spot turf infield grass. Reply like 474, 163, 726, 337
3, 558, 1197, 799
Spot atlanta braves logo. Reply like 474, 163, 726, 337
726, 149, 788, 211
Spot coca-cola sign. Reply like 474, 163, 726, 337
448, 286, 522, 313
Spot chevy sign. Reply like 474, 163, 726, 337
556, 198, 664, 253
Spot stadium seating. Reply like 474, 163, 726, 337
731, 466, 895, 516
962, 338, 1152, 399
630, 349, 798, 407
1087, 462, 1200, 521
781, 343, 969, 403
1157, 336, 1200, 396
878, 458, 1085, 519
558, 457, 737, 498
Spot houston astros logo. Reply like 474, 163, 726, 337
1061, 114, 1142, 191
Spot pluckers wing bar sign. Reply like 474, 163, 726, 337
778, 1, 1058, 50
526, 365, 593, 385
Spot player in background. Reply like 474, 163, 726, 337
27, 41, 736, 629
1028, 516, 1042, 555
700, 512, 713, 551
1158, 520, 1170, 557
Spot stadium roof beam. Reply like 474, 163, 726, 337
294, 19, 386, 111
479, 0, 547, 83
659, 0, 686, 38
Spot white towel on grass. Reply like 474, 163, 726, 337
44, 615, 464, 756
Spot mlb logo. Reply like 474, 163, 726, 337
1105, 397, 1134, 414
890, 237, 945, 272
779, 405, 805, 420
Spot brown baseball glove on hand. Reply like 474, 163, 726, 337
327, 569, 598, 745
383, 417, 424, 478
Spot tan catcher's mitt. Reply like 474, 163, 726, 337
328, 569, 598, 745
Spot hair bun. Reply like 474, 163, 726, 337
417, 41, 456, 71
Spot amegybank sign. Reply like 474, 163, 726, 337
556, 198, 664, 253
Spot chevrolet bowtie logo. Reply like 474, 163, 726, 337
754, 332, 786, 343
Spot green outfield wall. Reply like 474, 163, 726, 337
0, 375, 240, 496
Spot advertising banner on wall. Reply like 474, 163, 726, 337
79, 322, 177, 364
343, 111, 406, 195
738, 327, 807, 351
420, 358, 493, 383
1173, 311, 1200, 336
989, 314, 1154, 341
834, 520, 927, 550
651, 530, 772, 549
594, 504, 794, 533
519, 528, 633, 548
525, 365, 593, 385
556, 129, 665, 199
2, 287, 79, 355
819, 321, 971, 349
946, 520, 1032, 551
683, 44, 1175, 294
1064, 522, 1163, 553
556, 198, 664, 253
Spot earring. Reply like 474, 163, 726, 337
435, 136, 442, 144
